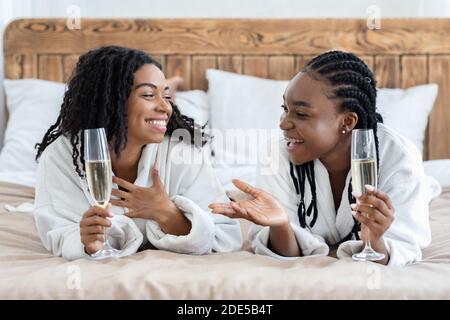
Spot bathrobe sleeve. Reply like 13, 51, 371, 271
145, 144, 242, 254
34, 144, 91, 260
337, 130, 432, 266
249, 138, 329, 259
34, 139, 143, 261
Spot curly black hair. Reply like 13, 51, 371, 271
35, 45, 207, 178
288, 50, 383, 243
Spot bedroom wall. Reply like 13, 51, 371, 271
1, 0, 450, 149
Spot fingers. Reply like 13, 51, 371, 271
352, 189, 393, 218
229, 201, 249, 217
82, 205, 113, 219
364, 185, 394, 210
232, 179, 262, 198
111, 188, 128, 200
351, 203, 386, 224
151, 166, 163, 189
80, 225, 105, 236
112, 176, 136, 192
109, 199, 129, 208
209, 203, 239, 217
83, 234, 105, 244
80, 215, 112, 228
352, 211, 378, 229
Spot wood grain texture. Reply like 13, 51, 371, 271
63, 55, 79, 82
375, 56, 400, 88
217, 56, 243, 74
165, 55, 192, 89
38, 55, 63, 82
429, 56, 450, 160
192, 56, 217, 90
5, 19, 450, 55
243, 56, 268, 78
268, 56, 295, 80
3, 18, 450, 159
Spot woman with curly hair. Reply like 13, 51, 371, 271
34, 45, 242, 260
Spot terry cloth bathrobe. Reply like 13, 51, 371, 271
250, 123, 437, 266
34, 135, 242, 261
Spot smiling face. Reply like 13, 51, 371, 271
280, 71, 357, 166
126, 63, 172, 145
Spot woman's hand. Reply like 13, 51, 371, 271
351, 185, 395, 264
110, 167, 191, 235
208, 179, 289, 227
80, 204, 112, 255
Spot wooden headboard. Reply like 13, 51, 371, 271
4, 18, 450, 160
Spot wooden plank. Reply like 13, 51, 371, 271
428, 56, 450, 160
63, 55, 79, 82
401, 56, 428, 88
295, 55, 315, 72
243, 56, 268, 78
4, 54, 23, 79
268, 56, 295, 80
400, 55, 429, 158
374, 56, 400, 88
6, 19, 450, 55
165, 55, 191, 90
192, 56, 217, 90
360, 55, 374, 72
217, 56, 242, 74
38, 55, 64, 82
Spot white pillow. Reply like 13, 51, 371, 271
1, 79, 65, 174
206, 69, 288, 187
0, 79, 209, 187
376, 84, 438, 154
206, 69, 438, 188
424, 159, 450, 188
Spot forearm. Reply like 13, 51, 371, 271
156, 201, 192, 236
268, 223, 302, 257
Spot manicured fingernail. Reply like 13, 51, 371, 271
350, 203, 357, 210
352, 191, 362, 198
365, 185, 375, 192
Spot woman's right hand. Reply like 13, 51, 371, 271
79, 204, 113, 255
208, 179, 289, 227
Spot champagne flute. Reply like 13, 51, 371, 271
84, 128, 120, 259
351, 129, 385, 261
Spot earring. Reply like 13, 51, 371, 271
342, 130, 346, 134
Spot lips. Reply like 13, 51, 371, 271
145, 117, 168, 133
284, 135, 305, 151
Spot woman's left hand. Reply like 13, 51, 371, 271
110, 166, 180, 221
351, 185, 395, 244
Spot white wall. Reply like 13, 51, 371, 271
1, 0, 450, 148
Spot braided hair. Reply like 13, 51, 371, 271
289, 50, 383, 242
35, 45, 208, 178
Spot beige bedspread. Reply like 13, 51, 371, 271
1, 181, 449, 299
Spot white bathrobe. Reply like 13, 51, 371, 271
250, 123, 436, 266
34, 135, 242, 261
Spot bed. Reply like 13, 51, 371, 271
1, 18, 450, 299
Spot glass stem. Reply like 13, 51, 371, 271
366, 229, 372, 249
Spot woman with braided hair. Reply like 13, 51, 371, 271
34, 46, 241, 260
210, 50, 432, 266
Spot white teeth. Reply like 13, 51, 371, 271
146, 120, 166, 126
284, 137, 303, 143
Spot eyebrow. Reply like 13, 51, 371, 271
135, 83, 169, 91
292, 100, 312, 108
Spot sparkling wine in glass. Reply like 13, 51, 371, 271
351, 128, 385, 262
84, 128, 120, 259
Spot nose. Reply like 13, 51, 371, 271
279, 114, 294, 131
154, 97, 172, 115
